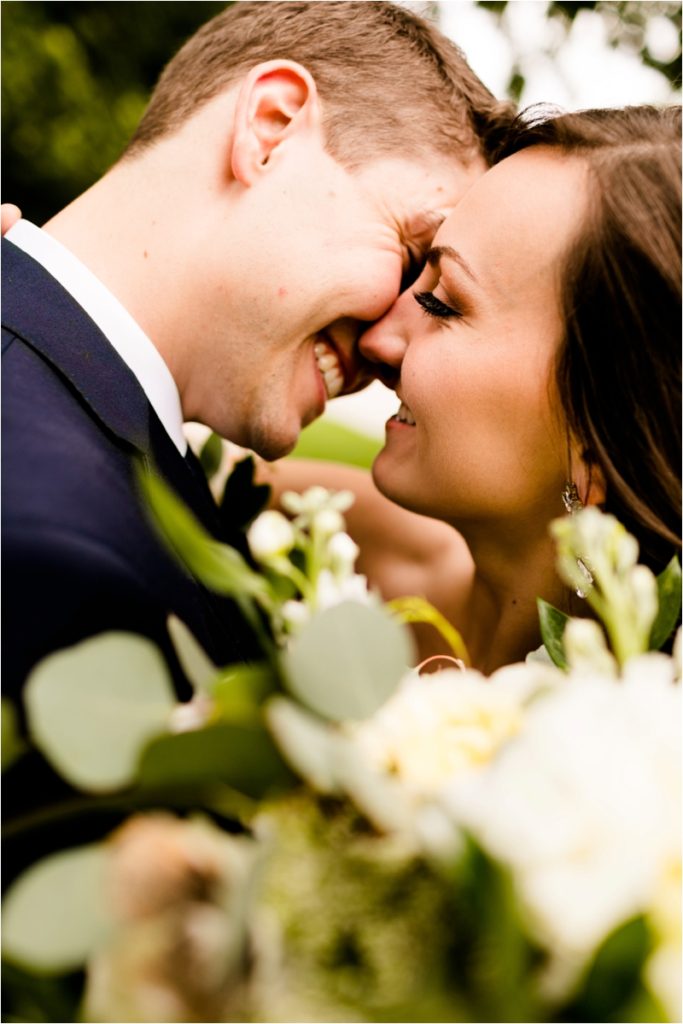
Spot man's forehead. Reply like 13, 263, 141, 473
402, 209, 448, 251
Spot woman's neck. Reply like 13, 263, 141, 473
454, 522, 570, 675
419, 520, 569, 679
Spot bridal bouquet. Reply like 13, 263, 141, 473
2, 451, 680, 1023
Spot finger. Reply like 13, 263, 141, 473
1, 203, 22, 234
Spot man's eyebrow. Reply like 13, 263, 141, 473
426, 245, 479, 285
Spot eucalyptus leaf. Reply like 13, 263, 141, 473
281, 600, 413, 722
211, 662, 278, 723
24, 632, 176, 792
198, 430, 224, 480
536, 598, 569, 670
2, 697, 27, 771
167, 614, 219, 694
138, 465, 270, 601
137, 721, 294, 799
2, 844, 110, 973
650, 555, 682, 650
266, 696, 347, 794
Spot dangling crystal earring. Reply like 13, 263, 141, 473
562, 449, 595, 599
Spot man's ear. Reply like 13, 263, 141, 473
231, 60, 322, 185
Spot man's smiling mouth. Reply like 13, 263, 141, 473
314, 339, 344, 399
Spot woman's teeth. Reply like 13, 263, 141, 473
314, 341, 344, 399
395, 401, 416, 425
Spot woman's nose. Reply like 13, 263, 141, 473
358, 309, 408, 391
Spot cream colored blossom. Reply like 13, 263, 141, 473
314, 568, 374, 612
352, 662, 555, 798
563, 618, 618, 677
83, 814, 255, 1023
247, 510, 295, 563
446, 663, 681, 975
327, 530, 360, 577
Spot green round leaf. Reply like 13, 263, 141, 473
137, 721, 294, 799
167, 614, 218, 694
281, 600, 413, 722
2, 844, 110, 973
24, 632, 175, 792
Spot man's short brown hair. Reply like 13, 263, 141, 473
126, 1, 514, 167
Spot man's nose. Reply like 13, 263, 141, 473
358, 314, 407, 391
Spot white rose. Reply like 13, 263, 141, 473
446, 665, 681, 972
247, 510, 295, 563
353, 662, 554, 799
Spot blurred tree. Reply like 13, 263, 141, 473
477, 0, 681, 103
2, 1, 680, 223
1, 2, 226, 223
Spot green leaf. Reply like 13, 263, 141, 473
281, 600, 414, 722
198, 430, 224, 479
2, 843, 110, 973
24, 632, 175, 792
650, 555, 682, 650
562, 915, 656, 1023
2, 698, 27, 771
137, 721, 294, 799
453, 838, 541, 1023
211, 662, 278, 723
266, 696, 347, 794
387, 595, 470, 664
536, 598, 569, 670
167, 614, 219, 694
137, 464, 270, 602
2, 959, 84, 1024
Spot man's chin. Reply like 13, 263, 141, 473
249, 428, 299, 463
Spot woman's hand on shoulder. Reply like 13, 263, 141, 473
1, 204, 22, 234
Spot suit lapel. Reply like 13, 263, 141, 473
2, 239, 152, 454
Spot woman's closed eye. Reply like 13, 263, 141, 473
413, 289, 462, 321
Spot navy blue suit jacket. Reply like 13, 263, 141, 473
2, 239, 261, 701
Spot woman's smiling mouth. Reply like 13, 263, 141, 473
393, 400, 416, 425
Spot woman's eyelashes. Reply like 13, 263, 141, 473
413, 289, 463, 321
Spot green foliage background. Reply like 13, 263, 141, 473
2, 1, 226, 224
2, 1, 680, 225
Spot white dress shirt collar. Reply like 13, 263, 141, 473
5, 219, 187, 455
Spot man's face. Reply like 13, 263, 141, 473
181, 139, 485, 459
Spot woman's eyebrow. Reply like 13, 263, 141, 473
426, 245, 480, 286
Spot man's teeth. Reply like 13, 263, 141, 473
395, 401, 416, 425
315, 341, 344, 399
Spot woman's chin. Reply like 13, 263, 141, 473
371, 451, 420, 514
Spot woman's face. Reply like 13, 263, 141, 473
360, 147, 589, 532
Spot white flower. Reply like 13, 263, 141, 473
352, 662, 556, 799
312, 507, 345, 538
247, 510, 295, 563
550, 508, 659, 662
280, 486, 354, 517
563, 618, 618, 677
327, 531, 360, 579
279, 599, 311, 635
446, 661, 681, 972
313, 568, 374, 612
